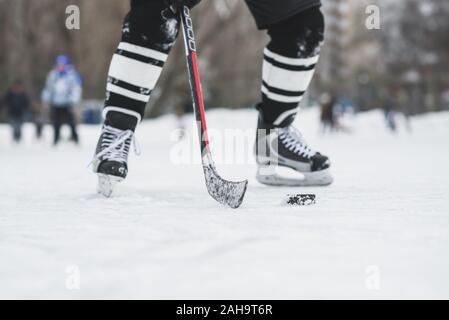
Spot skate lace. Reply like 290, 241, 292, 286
279, 126, 315, 158
92, 125, 140, 165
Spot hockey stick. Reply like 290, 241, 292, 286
180, 6, 248, 209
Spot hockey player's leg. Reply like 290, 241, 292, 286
255, 7, 333, 186
93, 0, 180, 197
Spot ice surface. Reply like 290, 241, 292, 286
0, 109, 448, 299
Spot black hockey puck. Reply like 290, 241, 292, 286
285, 194, 316, 206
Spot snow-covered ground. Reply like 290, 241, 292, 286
1, 108, 448, 299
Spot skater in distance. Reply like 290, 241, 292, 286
2, 80, 30, 143
91, 0, 334, 197
42, 55, 83, 146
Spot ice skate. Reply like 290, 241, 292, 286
255, 116, 333, 187
91, 111, 139, 197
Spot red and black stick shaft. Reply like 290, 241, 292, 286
179, 6, 248, 209
180, 6, 210, 157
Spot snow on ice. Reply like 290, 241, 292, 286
0, 108, 448, 299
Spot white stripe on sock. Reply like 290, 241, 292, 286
264, 48, 319, 67
107, 83, 150, 102
261, 85, 304, 104
263, 60, 316, 92
118, 42, 168, 62
109, 54, 163, 90
273, 108, 299, 126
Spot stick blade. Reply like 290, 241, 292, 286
203, 165, 248, 209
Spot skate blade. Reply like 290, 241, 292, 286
256, 165, 333, 187
97, 174, 123, 198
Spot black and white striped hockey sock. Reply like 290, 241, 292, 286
258, 7, 324, 127
261, 47, 319, 126
105, 42, 168, 118
103, 1, 179, 127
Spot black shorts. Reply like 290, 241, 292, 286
245, 0, 321, 29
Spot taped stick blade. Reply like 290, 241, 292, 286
203, 165, 248, 209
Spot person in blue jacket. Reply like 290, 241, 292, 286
42, 55, 82, 145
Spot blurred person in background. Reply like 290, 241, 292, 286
395, 86, 412, 133
41, 55, 82, 146
2, 80, 30, 143
383, 95, 397, 133
334, 96, 354, 134
32, 102, 46, 140
91, 0, 333, 196
174, 99, 193, 141
320, 93, 336, 134
440, 85, 449, 110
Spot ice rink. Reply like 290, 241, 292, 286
1, 108, 448, 299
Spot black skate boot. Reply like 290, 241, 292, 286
91, 110, 140, 197
255, 115, 333, 186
